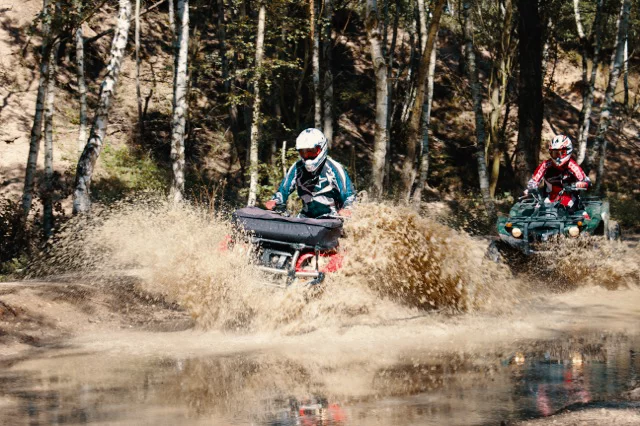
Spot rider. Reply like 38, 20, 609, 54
264, 128, 356, 218
526, 135, 591, 209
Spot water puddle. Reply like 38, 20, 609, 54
0, 332, 638, 425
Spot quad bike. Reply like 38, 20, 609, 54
488, 185, 621, 261
229, 207, 344, 287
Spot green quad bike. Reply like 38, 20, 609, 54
487, 185, 621, 261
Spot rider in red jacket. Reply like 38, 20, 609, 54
527, 135, 591, 209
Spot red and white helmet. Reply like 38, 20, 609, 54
548, 135, 573, 167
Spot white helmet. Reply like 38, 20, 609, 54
549, 135, 573, 167
295, 128, 328, 173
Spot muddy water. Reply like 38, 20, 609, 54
10, 200, 639, 424
0, 332, 638, 425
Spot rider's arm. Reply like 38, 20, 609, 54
272, 162, 298, 206
328, 159, 356, 209
528, 161, 549, 189
567, 159, 591, 188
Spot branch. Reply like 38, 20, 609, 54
84, 0, 167, 45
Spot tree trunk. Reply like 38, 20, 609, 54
311, 0, 322, 129
575, 0, 603, 165
623, 38, 629, 109
417, 0, 427, 54
43, 40, 60, 237
401, 0, 445, 201
412, 38, 437, 205
75, 1, 88, 156
247, 4, 266, 207
170, 0, 189, 203
22, 0, 51, 216
488, 0, 514, 197
135, 0, 143, 136
73, 0, 132, 214
462, 1, 494, 216
384, 0, 400, 187
591, 0, 630, 191
366, 0, 389, 198
322, 0, 334, 145
514, 0, 543, 188
168, 0, 175, 40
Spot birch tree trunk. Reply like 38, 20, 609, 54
22, 0, 51, 216
400, 0, 445, 201
75, 0, 88, 155
591, 0, 630, 191
322, 0, 334, 145
417, 0, 428, 54
412, 38, 437, 205
170, 0, 189, 203
462, 1, 494, 216
575, 0, 603, 165
43, 40, 60, 237
514, 0, 543, 188
623, 38, 629, 109
311, 0, 322, 129
168, 0, 175, 41
366, 0, 389, 198
73, 0, 132, 214
135, 0, 143, 136
247, 4, 266, 207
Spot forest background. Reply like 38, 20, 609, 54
0, 0, 639, 275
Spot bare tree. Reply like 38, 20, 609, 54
73, 0, 132, 214
75, 0, 88, 155
22, 0, 52, 216
322, 0, 334, 145
574, 0, 604, 164
365, 0, 389, 198
311, 0, 322, 129
514, 0, 543, 187
135, 0, 143, 136
591, 0, 630, 191
170, 0, 189, 203
401, 0, 446, 201
247, 4, 266, 207
43, 40, 60, 237
462, 1, 494, 216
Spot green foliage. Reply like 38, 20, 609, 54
92, 146, 170, 202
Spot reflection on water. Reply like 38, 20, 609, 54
0, 333, 638, 425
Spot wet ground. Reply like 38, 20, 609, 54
1, 331, 639, 425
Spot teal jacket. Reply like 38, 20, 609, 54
272, 157, 356, 218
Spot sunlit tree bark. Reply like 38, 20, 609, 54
574, 0, 603, 165
43, 40, 60, 237
462, 1, 494, 216
74, 0, 88, 155
247, 4, 266, 207
591, 0, 630, 191
73, 0, 132, 214
322, 0, 334, 145
366, 0, 389, 198
22, 0, 51, 216
311, 0, 322, 129
170, 0, 189, 203
135, 0, 143, 136
401, 0, 445, 201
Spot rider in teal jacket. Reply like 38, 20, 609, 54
265, 128, 356, 219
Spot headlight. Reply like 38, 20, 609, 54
568, 226, 580, 237
512, 227, 523, 238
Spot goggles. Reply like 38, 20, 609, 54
549, 149, 567, 160
299, 146, 321, 160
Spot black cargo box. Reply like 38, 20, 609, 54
232, 207, 342, 249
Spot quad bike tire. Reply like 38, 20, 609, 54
485, 241, 504, 264
607, 220, 621, 241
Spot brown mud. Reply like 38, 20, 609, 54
1, 201, 639, 424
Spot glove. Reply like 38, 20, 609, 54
338, 209, 352, 218
523, 189, 529, 197
264, 200, 277, 210
575, 181, 588, 189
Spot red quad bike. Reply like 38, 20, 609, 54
228, 207, 345, 287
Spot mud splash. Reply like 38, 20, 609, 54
30, 198, 638, 332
